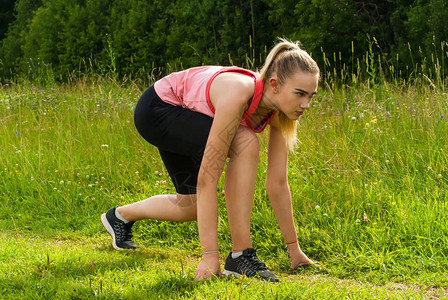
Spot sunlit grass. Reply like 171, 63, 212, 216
1, 233, 441, 299
1, 71, 448, 298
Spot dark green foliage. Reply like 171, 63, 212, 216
0, 0, 447, 82
0, 0, 16, 40
0, 0, 42, 79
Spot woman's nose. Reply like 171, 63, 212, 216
300, 102, 310, 109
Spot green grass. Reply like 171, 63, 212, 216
2, 233, 442, 299
1, 75, 448, 299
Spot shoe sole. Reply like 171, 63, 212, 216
222, 269, 243, 278
101, 213, 123, 250
223, 269, 279, 282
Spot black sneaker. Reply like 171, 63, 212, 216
101, 206, 137, 250
223, 248, 279, 282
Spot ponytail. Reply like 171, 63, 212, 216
260, 38, 319, 151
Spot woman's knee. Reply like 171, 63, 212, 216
229, 127, 260, 159
171, 194, 197, 220
173, 194, 197, 208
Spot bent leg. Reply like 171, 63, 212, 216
117, 193, 197, 222
224, 126, 260, 252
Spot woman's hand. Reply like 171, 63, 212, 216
287, 242, 314, 269
194, 253, 221, 280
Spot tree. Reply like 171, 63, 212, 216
0, 0, 16, 40
0, 0, 42, 78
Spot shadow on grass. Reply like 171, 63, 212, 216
3, 251, 200, 299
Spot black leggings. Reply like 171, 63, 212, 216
134, 85, 213, 194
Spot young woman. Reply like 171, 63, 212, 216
101, 39, 320, 282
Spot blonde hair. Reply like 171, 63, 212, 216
259, 38, 320, 151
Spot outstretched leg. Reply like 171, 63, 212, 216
101, 194, 197, 250
118, 193, 197, 222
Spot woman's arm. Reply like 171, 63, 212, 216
195, 74, 254, 280
266, 114, 312, 268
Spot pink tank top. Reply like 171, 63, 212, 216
154, 66, 275, 133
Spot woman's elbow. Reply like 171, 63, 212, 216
197, 171, 219, 192
266, 179, 289, 196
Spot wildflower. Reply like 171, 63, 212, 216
356, 219, 360, 224
442, 115, 444, 119
437, 174, 443, 179
60, 181, 64, 184
135, 171, 139, 175
121, 196, 124, 199
315, 205, 320, 210
351, 117, 356, 120
101, 144, 109, 148
221, 190, 225, 195
363, 213, 368, 222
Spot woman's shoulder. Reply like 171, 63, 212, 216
209, 72, 255, 108
212, 71, 255, 94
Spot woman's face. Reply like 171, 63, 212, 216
273, 71, 319, 120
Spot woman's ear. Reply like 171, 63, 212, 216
269, 76, 279, 94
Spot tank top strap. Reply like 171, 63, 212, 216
243, 78, 264, 119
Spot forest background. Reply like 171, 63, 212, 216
0, 0, 448, 83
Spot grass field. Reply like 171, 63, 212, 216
1, 74, 448, 299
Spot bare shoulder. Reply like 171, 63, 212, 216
268, 111, 281, 129
209, 72, 255, 110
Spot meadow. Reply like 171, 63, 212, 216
1, 63, 448, 299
